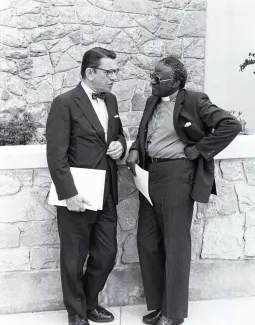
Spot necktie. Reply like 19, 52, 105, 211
92, 92, 106, 100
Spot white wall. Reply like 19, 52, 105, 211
205, 0, 255, 134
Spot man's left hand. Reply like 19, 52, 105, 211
106, 141, 123, 160
184, 145, 200, 160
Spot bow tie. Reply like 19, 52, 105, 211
92, 92, 106, 100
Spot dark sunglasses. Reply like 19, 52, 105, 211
150, 73, 173, 85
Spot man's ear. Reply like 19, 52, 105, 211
173, 80, 180, 88
85, 68, 94, 81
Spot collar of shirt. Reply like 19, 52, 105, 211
81, 80, 98, 102
161, 89, 179, 102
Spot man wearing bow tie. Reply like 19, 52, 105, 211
126, 56, 241, 325
46, 47, 126, 325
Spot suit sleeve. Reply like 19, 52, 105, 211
195, 93, 242, 161
46, 96, 78, 200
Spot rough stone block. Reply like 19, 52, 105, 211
95, 27, 120, 44
179, 11, 206, 37
117, 165, 138, 201
0, 171, 21, 196
155, 22, 179, 39
112, 79, 137, 102
0, 188, 55, 222
64, 68, 80, 88
117, 198, 139, 231
197, 177, 238, 218
58, 7, 77, 24
156, 8, 184, 23
128, 127, 139, 140
31, 55, 54, 77
20, 220, 59, 247
140, 40, 164, 57
0, 248, 30, 272
131, 93, 147, 111
186, 0, 206, 11
0, 224, 20, 249
126, 27, 155, 46
130, 54, 159, 71
37, 81, 54, 103
163, 0, 191, 9
7, 76, 24, 96
0, 270, 63, 314
106, 12, 138, 28
0, 27, 29, 48
220, 160, 245, 181
244, 227, 255, 257
120, 112, 143, 127
100, 266, 144, 306
33, 168, 52, 187
189, 260, 255, 300
54, 52, 79, 73
76, 3, 111, 25
30, 246, 60, 269
16, 0, 41, 15
183, 38, 205, 59
122, 234, 139, 264
202, 214, 244, 260
164, 39, 182, 57
236, 182, 255, 213
110, 31, 138, 54
0, 58, 18, 74
115, 0, 153, 15
133, 15, 160, 33
119, 61, 148, 80
191, 221, 203, 260
184, 58, 205, 85
243, 159, 255, 185
246, 211, 255, 227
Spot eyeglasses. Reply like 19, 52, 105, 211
91, 67, 119, 78
150, 73, 173, 85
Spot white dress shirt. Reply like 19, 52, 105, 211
81, 81, 108, 142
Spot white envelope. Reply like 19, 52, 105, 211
48, 167, 106, 211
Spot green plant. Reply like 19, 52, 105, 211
229, 110, 249, 135
239, 53, 255, 73
0, 112, 37, 146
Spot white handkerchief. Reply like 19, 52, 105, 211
184, 122, 192, 127
114, 115, 119, 118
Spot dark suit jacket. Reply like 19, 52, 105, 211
130, 89, 242, 203
46, 82, 127, 205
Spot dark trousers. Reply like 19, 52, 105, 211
57, 173, 117, 319
137, 159, 195, 320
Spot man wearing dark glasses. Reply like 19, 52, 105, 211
46, 47, 126, 325
126, 56, 241, 325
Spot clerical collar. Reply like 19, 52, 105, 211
161, 90, 179, 102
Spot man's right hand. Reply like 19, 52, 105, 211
66, 194, 91, 212
125, 150, 140, 176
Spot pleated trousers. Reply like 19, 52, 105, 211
137, 159, 196, 320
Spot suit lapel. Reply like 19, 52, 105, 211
74, 83, 106, 143
140, 96, 160, 159
173, 89, 188, 143
141, 96, 160, 130
104, 93, 114, 145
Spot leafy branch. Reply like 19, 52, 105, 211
239, 52, 255, 73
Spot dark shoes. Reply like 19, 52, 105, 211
68, 314, 90, 325
143, 309, 162, 324
87, 305, 114, 323
152, 315, 184, 325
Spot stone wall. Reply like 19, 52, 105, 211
1, 160, 255, 314
0, 0, 206, 142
